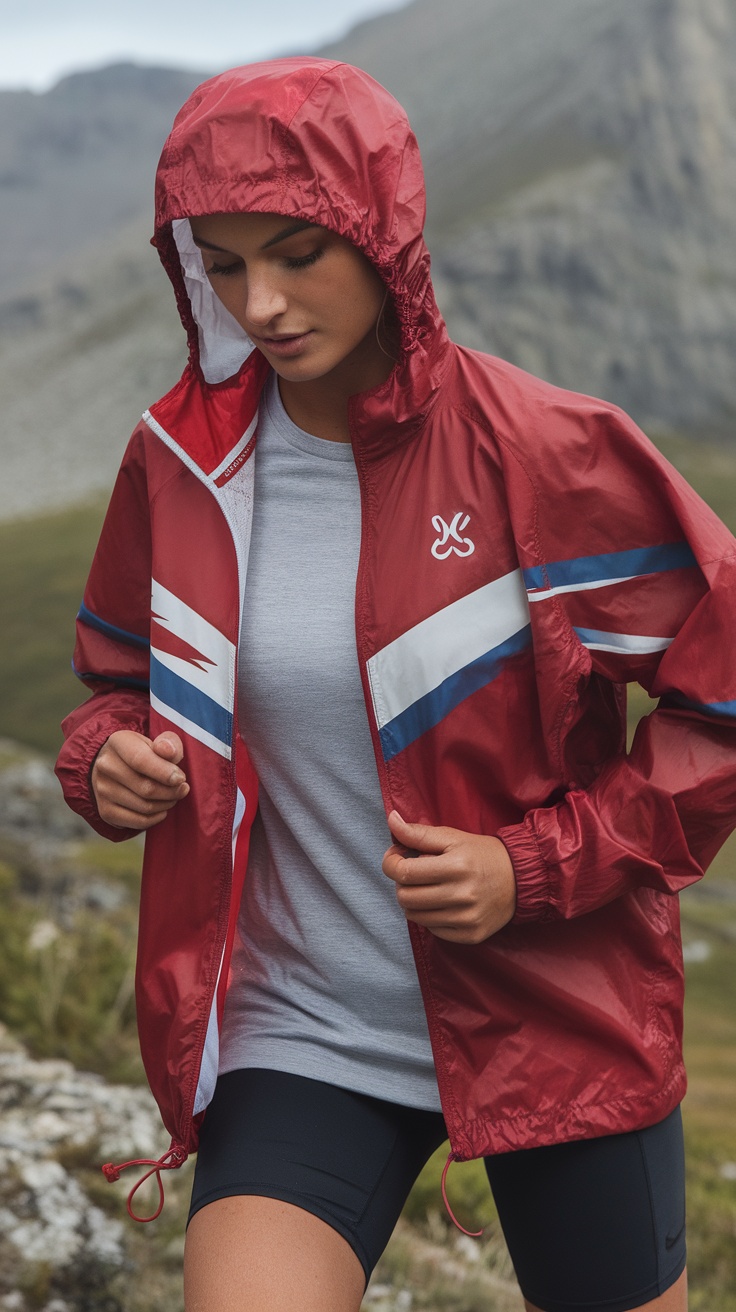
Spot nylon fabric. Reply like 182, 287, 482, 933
55, 58, 736, 1170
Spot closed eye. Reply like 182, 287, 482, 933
285, 249, 324, 270
207, 260, 242, 277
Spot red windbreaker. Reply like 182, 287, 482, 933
56, 59, 736, 1173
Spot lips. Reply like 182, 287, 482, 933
253, 330, 315, 358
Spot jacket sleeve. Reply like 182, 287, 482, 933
55, 425, 152, 842
496, 402, 736, 923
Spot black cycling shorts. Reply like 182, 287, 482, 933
189, 1068, 686, 1312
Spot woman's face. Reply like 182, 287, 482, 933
188, 212, 392, 390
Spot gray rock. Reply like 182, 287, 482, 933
0, 1026, 165, 1308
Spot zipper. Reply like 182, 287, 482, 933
348, 398, 466, 1162
141, 406, 256, 1167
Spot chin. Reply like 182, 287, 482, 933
269, 358, 334, 383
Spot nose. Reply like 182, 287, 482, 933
243, 268, 288, 328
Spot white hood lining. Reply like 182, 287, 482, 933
173, 218, 256, 385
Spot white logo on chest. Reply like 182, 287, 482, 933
431, 512, 475, 559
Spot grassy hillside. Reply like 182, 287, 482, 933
0, 498, 107, 753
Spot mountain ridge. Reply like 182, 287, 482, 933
322, 0, 736, 429
1, 0, 735, 520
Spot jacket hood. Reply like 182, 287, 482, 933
152, 58, 450, 447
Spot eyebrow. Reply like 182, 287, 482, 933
191, 220, 319, 255
262, 220, 319, 248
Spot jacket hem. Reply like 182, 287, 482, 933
455, 1067, 687, 1161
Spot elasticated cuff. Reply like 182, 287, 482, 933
496, 819, 555, 924
55, 707, 148, 843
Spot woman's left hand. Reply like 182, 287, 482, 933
382, 811, 517, 944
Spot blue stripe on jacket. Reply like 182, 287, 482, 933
78, 602, 150, 650
150, 652, 233, 746
379, 626, 532, 762
523, 543, 697, 592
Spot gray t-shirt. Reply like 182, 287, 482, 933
219, 373, 441, 1110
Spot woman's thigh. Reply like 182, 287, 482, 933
484, 1105, 687, 1312
185, 1067, 447, 1311
185, 1194, 366, 1312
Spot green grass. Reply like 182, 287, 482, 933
681, 926, 736, 1310
0, 846, 144, 1084
0, 498, 108, 754
654, 431, 736, 535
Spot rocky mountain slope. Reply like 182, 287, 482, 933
1, 0, 735, 520
0, 1026, 166, 1311
324, 0, 736, 433
0, 64, 205, 302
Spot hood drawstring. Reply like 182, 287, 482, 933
440, 1151, 484, 1239
102, 1141, 189, 1222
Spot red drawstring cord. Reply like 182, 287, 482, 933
102, 1142, 189, 1222
104, 1144, 481, 1234
440, 1151, 484, 1239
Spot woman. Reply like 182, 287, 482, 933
56, 58, 736, 1312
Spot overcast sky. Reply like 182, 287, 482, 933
0, 0, 409, 91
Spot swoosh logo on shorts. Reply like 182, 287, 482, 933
665, 1219, 686, 1250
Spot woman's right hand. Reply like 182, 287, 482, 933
91, 730, 190, 830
